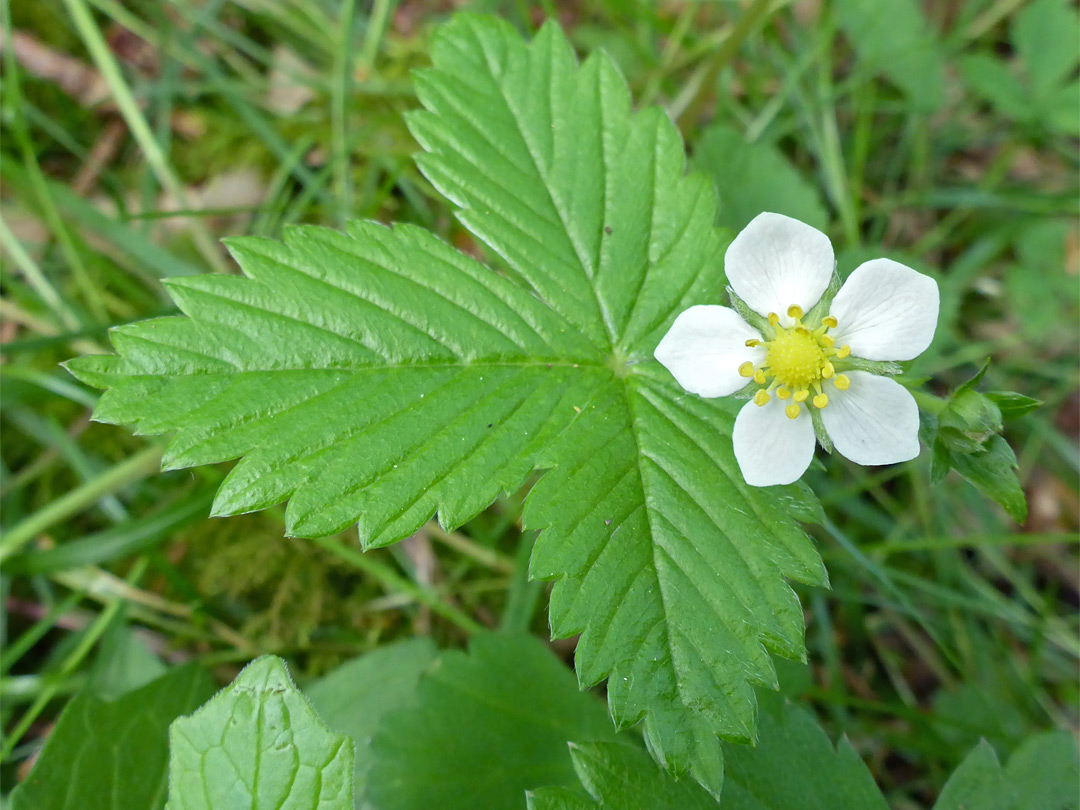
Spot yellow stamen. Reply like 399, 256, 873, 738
735, 305, 847, 414
764, 328, 825, 390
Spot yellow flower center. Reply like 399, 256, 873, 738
766, 328, 826, 390
738, 305, 853, 420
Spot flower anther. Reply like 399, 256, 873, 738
738, 303, 853, 420
653, 212, 940, 487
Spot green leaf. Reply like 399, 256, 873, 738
1007, 219, 1078, 342
719, 696, 888, 810
90, 621, 168, 701
365, 633, 618, 810
933, 732, 1079, 810
833, 0, 946, 111
530, 697, 888, 810
68, 14, 828, 791
958, 54, 1033, 123
10, 664, 216, 810
929, 363, 1028, 522
949, 435, 1027, 524
166, 656, 353, 810
1012, 0, 1080, 100
528, 742, 720, 810
305, 638, 438, 804
692, 124, 828, 232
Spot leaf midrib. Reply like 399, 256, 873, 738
112, 358, 614, 378
619, 373, 692, 728
469, 23, 620, 352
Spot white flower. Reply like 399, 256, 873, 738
655, 212, 939, 487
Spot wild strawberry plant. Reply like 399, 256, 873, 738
8, 9, 1073, 810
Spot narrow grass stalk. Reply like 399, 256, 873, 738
425, 523, 516, 575
310, 535, 485, 635
0, 558, 149, 762
59, 0, 228, 273
332, 0, 360, 224
0, 216, 81, 330
0, 16, 105, 323
0, 446, 164, 564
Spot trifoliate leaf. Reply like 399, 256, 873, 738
933, 732, 1079, 810
166, 656, 353, 810
365, 633, 617, 810
1011, 0, 1080, 102
527, 742, 720, 810
305, 638, 438, 805
832, 0, 946, 111
10, 664, 216, 810
67, 14, 828, 792
960, 0, 1080, 136
693, 124, 828, 232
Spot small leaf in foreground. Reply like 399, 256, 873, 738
167, 656, 353, 810
366, 633, 617, 810
10, 664, 216, 810
305, 638, 438, 804
933, 731, 1079, 810
928, 363, 1029, 523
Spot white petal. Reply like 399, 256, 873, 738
733, 397, 816, 487
828, 258, 939, 361
725, 212, 834, 324
654, 305, 764, 398
820, 371, 920, 466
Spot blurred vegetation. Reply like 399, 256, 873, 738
1, 0, 1077, 805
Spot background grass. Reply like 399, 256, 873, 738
1, 0, 1077, 805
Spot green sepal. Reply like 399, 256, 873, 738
838, 357, 903, 376
810, 407, 833, 454
985, 391, 1043, 420
804, 269, 843, 325
727, 288, 774, 336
